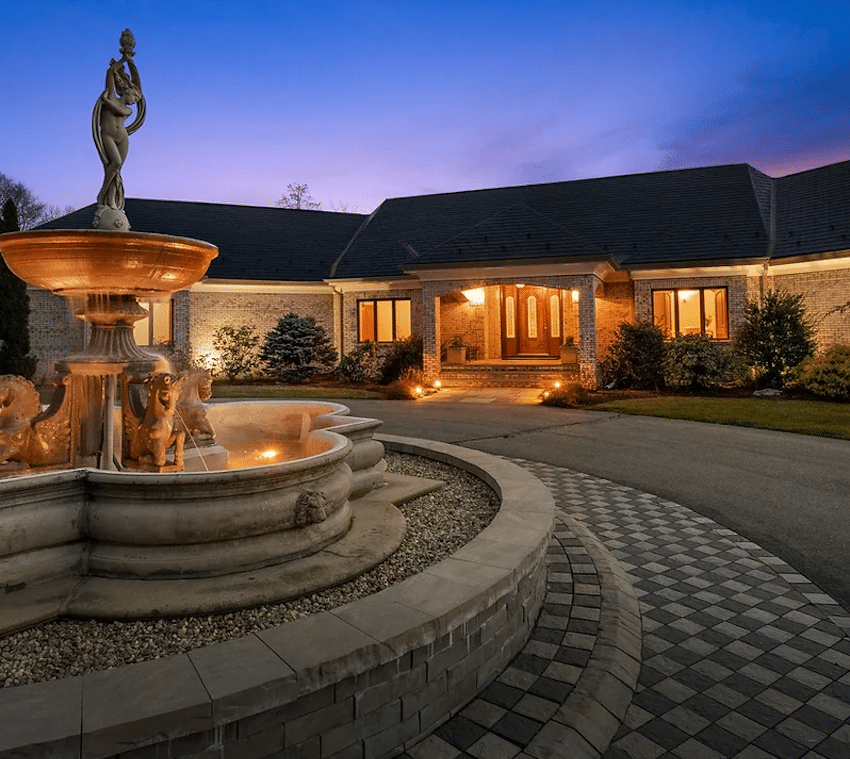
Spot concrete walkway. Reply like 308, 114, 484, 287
337, 391, 850, 757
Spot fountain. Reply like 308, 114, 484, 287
0, 30, 395, 629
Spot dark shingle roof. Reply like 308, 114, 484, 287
411, 203, 608, 266
36, 162, 850, 283
37, 199, 367, 281
774, 160, 850, 259
332, 164, 772, 278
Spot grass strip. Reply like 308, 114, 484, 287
593, 396, 850, 440
212, 384, 383, 400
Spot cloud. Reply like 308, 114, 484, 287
657, 59, 850, 174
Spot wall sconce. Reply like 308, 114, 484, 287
462, 288, 485, 305
572, 290, 580, 302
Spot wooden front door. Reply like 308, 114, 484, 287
501, 285, 562, 357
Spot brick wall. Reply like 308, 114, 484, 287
595, 281, 635, 359
439, 298, 485, 359
187, 290, 335, 368
766, 269, 850, 349
27, 287, 85, 382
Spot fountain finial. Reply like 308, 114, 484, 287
92, 28, 146, 231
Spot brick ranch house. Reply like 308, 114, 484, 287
32, 159, 850, 388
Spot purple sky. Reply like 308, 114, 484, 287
3, 1, 849, 215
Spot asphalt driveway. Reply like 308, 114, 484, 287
342, 397, 850, 613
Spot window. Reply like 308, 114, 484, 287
132, 299, 172, 346
505, 296, 516, 339
652, 288, 728, 339
358, 299, 411, 342
527, 295, 538, 338
549, 294, 561, 339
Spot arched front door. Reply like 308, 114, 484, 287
501, 285, 562, 358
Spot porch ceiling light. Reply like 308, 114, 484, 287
572, 289, 580, 302
462, 287, 485, 305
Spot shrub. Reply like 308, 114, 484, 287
151, 341, 196, 374
383, 367, 425, 400
794, 345, 850, 401
601, 321, 666, 389
261, 313, 338, 383
540, 382, 589, 407
734, 290, 816, 387
337, 341, 382, 384
663, 333, 733, 390
379, 336, 423, 384
211, 325, 261, 381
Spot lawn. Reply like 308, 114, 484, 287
592, 395, 850, 440
212, 383, 383, 400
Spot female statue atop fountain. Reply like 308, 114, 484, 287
92, 29, 146, 230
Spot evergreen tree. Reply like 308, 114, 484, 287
261, 313, 338, 383
0, 198, 35, 378
734, 290, 816, 388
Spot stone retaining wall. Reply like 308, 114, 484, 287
0, 437, 554, 759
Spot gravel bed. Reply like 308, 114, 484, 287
0, 452, 499, 688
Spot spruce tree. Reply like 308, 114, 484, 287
0, 198, 35, 377
261, 313, 338, 383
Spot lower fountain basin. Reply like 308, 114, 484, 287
0, 401, 391, 628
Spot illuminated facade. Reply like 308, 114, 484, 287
33, 160, 850, 387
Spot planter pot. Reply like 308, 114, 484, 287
446, 346, 468, 363
560, 345, 579, 365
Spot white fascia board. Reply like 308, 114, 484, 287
766, 253, 850, 276
190, 279, 333, 295
325, 278, 423, 294
403, 260, 619, 282
629, 263, 765, 280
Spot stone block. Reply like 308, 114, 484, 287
355, 665, 426, 718
363, 713, 420, 759
284, 698, 354, 747
221, 724, 284, 759
332, 594, 436, 655
258, 612, 387, 688
0, 675, 82, 758
400, 666, 447, 721
188, 635, 297, 725
236, 685, 334, 739
322, 700, 400, 756
82, 655, 211, 759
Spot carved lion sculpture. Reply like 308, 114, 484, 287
294, 491, 329, 527
129, 372, 185, 469
176, 368, 215, 442
0, 376, 44, 467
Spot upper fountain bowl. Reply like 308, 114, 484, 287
0, 229, 218, 298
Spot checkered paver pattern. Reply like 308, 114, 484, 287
402, 515, 623, 759
525, 461, 850, 759
403, 460, 850, 759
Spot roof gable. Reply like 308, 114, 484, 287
332, 164, 771, 278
